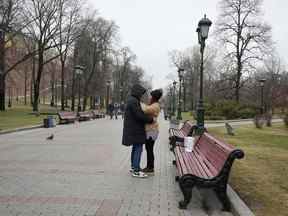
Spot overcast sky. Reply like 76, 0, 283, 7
87, 0, 288, 89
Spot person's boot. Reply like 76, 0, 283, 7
142, 167, 154, 176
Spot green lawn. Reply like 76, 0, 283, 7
0, 104, 58, 131
208, 124, 288, 216
181, 111, 194, 121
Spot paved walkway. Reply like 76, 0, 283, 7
0, 117, 232, 216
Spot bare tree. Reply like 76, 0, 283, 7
215, 0, 272, 102
53, 0, 83, 111
75, 17, 118, 111
0, 0, 25, 110
23, 0, 63, 112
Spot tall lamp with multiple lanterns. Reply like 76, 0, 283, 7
196, 15, 212, 135
172, 80, 177, 117
177, 68, 184, 120
106, 80, 111, 113
74, 65, 84, 113
259, 79, 266, 115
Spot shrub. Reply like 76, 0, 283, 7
204, 100, 258, 120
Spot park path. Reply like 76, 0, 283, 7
0, 116, 232, 216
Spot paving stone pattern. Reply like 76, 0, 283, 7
0, 116, 233, 216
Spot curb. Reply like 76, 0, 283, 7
0, 125, 43, 135
227, 185, 255, 216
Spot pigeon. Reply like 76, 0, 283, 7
46, 134, 54, 140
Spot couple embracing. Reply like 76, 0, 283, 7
122, 84, 163, 178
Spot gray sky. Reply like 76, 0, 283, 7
88, 0, 288, 88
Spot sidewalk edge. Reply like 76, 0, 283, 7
227, 185, 255, 216
0, 125, 43, 135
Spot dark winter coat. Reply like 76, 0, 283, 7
122, 84, 153, 146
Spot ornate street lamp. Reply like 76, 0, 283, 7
177, 68, 184, 120
75, 65, 84, 113
106, 80, 111, 113
172, 80, 177, 116
259, 79, 266, 114
196, 14, 212, 135
119, 86, 123, 103
169, 86, 173, 118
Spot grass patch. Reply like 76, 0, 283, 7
0, 104, 58, 131
208, 124, 288, 216
182, 112, 194, 121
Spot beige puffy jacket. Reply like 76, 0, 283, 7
141, 102, 161, 132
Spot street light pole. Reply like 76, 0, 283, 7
169, 86, 173, 118
119, 86, 123, 103
259, 79, 266, 115
196, 15, 212, 135
172, 81, 177, 116
177, 68, 184, 120
74, 65, 84, 113
106, 81, 111, 114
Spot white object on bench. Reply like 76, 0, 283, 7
184, 136, 195, 152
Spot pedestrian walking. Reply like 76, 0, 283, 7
120, 102, 125, 119
114, 103, 119, 119
108, 102, 114, 119
141, 89, 163, 176
122, 84, 153, 178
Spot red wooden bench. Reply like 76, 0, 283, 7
174, 132, 244, 211
58, 112, 77, 124
78, 111, 92, 121
169, 121, 197, 151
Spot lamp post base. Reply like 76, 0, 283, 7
196, 100, 205, 135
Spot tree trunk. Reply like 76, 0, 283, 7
30, 55, 36, 106
60, 61, 65, 111
0, 31, 6, 111
33, 81, 40, 112
82, 93, 88, 111
71, 77, 75, 111
24, 69, 27, 105
33, 51, 44, 112
0, 73, 5, 111
50, 80, 55, 107
235, 58, 241, 103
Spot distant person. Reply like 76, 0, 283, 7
108, 102, 114, 119
114, 103, 119, 119
120, 102, 125, 119
122, 84, 153, 178
141, 89, 163, 176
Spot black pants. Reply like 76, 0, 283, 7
145, 138, 155, 169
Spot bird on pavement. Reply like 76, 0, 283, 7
46, 134, 54, 140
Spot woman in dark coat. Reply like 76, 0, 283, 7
122, 84, 153, 178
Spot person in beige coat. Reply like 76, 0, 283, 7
141, 89, 163, 175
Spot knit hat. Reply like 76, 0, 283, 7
150, 89, 163, 101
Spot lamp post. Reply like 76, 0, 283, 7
259, 79, 266, 115
169, 86, 173, 118
172, 80, 177, 116
75, 65, 84, 113
106, 80, 111, 114
119, 86, 123, 103
177, 68, 184, 120
196, 14, 212, 135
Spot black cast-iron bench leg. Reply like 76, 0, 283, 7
178, 178, 194, 209
214, 187, 231, 211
